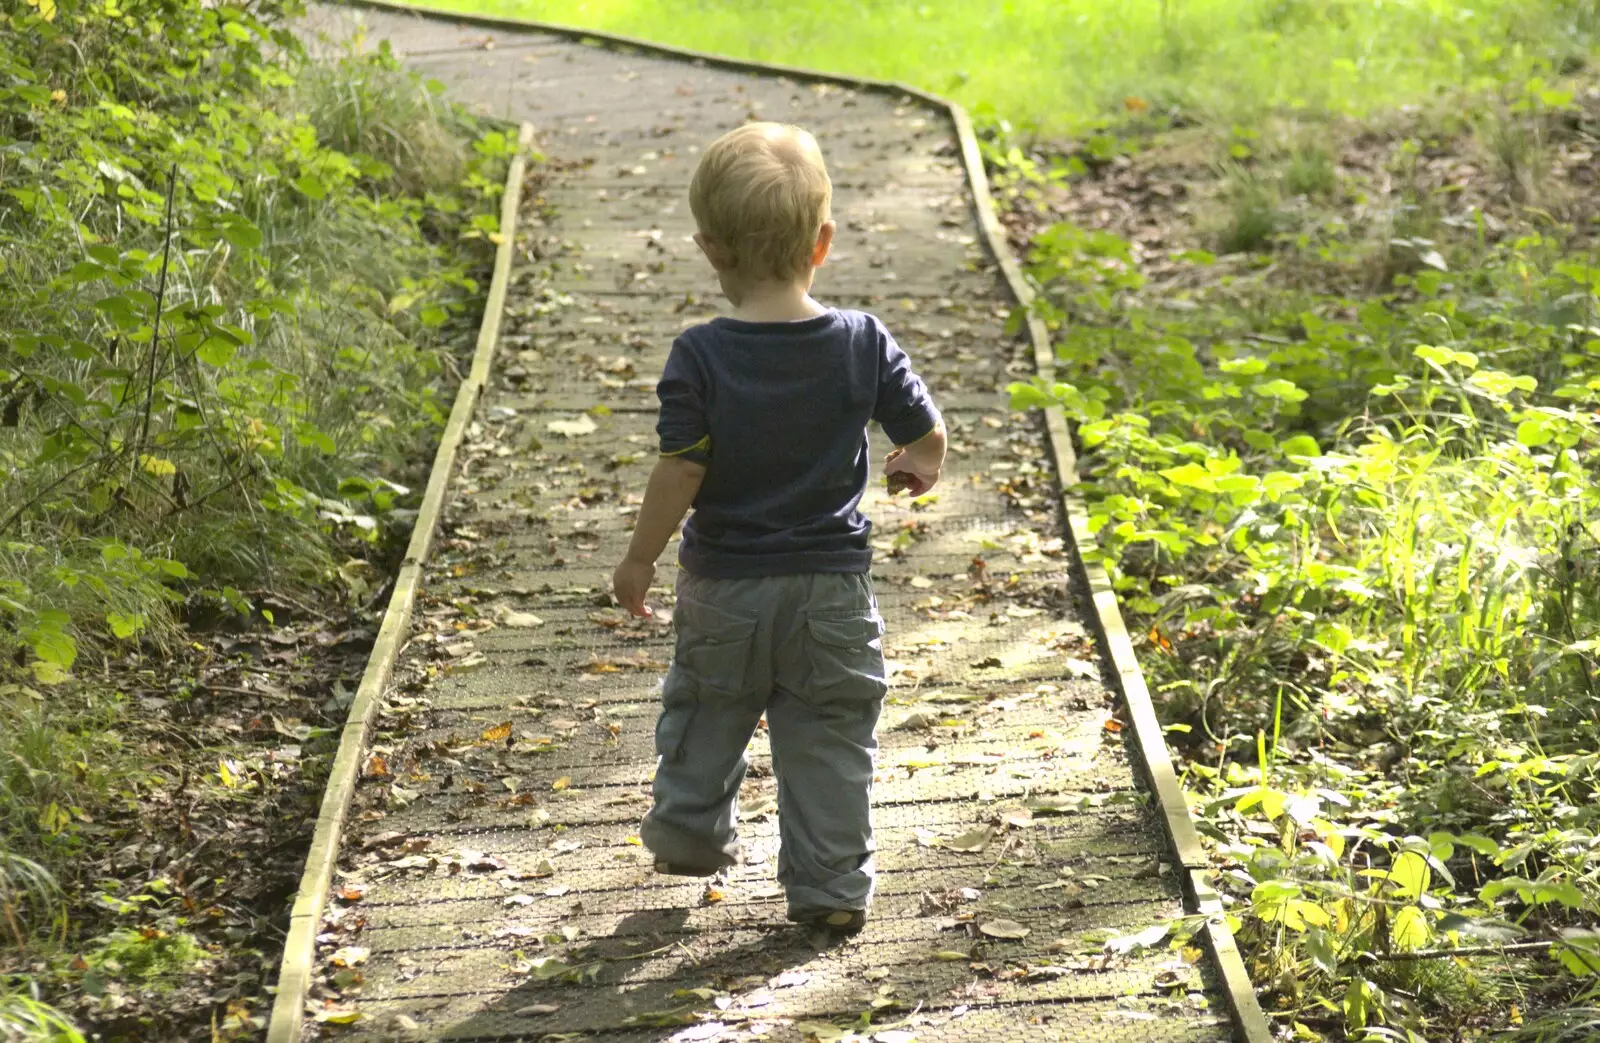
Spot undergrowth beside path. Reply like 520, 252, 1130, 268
0, 0, 515, 1037
1000, 63, 1600, 1043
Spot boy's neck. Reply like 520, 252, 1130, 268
723, 270, 828, 323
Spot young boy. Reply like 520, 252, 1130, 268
611, 122, 946, 934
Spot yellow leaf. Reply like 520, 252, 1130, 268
551, 776, 571, 792
30, 659, 70, 685
35, 0, 58, 22
488, 232, 506, 245
480, 721, 512, 743
140, 454, 176, 477
38, 801, 70, 834
624, 835, 642, 846
217, 759, 237, 789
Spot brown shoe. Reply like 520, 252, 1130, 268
653, 859, 724, 878
792, 908, 866, 934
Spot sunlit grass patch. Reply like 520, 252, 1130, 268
431, 0, 1600, 131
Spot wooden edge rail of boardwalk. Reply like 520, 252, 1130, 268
267, 121, 538, 1043
273, 4, 1273, 1041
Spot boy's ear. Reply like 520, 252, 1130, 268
811, 220, 836, 267
693, 232, 733, 271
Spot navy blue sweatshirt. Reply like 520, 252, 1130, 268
656, 308, 940, 578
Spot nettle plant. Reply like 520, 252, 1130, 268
0, 0, 508, 681
1012, 221, 1600, 1035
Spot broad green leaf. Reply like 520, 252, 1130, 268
1279, 435, 1320, 458
196, 337, 237, 367
1391, 905, 1430, 950
1516, 417, 1554, 448
294, 173, 328, 200
1414, 344, 1478, 370
107, 612, 144, 640
1253, 378, 1307, 402
1305, 927, 1338, 975
1159, 463, 1216, 492
220, 216, 262, 251
1387, 851, 1431, 899
1468, 369, 1537, 397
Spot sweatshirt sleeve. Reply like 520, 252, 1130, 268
871, 318, 941, 446
656, 336, 711, 465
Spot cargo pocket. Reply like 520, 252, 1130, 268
673, 597, 759, 698
654, 666, 697, 763
805, 613, 887, 700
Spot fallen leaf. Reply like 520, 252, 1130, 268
314, 1009, 364, 1025
1064, 657, 1097, 678
770, 970, 811, 988
998, 807, 1034, 829
363, 754, 390, 778
459, 850, 507, 872
500, 611, 545, 628
946, 827, 993, 853
979, 919, 1031, 940
336, 883, 368, 902
329, 946, 370, 967
480, 721, 512, 742
547, 415, 598, 437
552, 776, 571, 792
515, 1004, 561, 1016
931, 950, 969, 961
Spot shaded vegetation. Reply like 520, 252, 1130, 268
0, 0, 511, 1036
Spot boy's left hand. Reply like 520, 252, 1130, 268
613, 557, 655, 617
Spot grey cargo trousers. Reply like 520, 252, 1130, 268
640, 570, 887, 918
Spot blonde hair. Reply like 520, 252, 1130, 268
689, 122, 832, 281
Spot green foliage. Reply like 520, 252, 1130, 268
82, 925, 209, 989
0, 10, 506, 1025
1009, 114, 1600, 1034
0, 985, 83, 1043
0, 0, 504, 684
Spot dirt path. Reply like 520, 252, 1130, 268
288, 6, 1238, 1040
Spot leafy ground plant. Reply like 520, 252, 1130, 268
1002, 65, 1600, 1040
0, 0, 511, 1036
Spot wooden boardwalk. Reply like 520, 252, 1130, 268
286, 6, 1245, 1040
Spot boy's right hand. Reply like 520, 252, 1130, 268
613, 557, 655, 617
885, 447, 939, 497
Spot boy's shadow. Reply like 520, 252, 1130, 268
438, 905, 862, 1038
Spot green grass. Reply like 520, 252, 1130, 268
431, 0, 1599, 130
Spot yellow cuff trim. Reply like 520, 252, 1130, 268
661, 435, 710, 458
